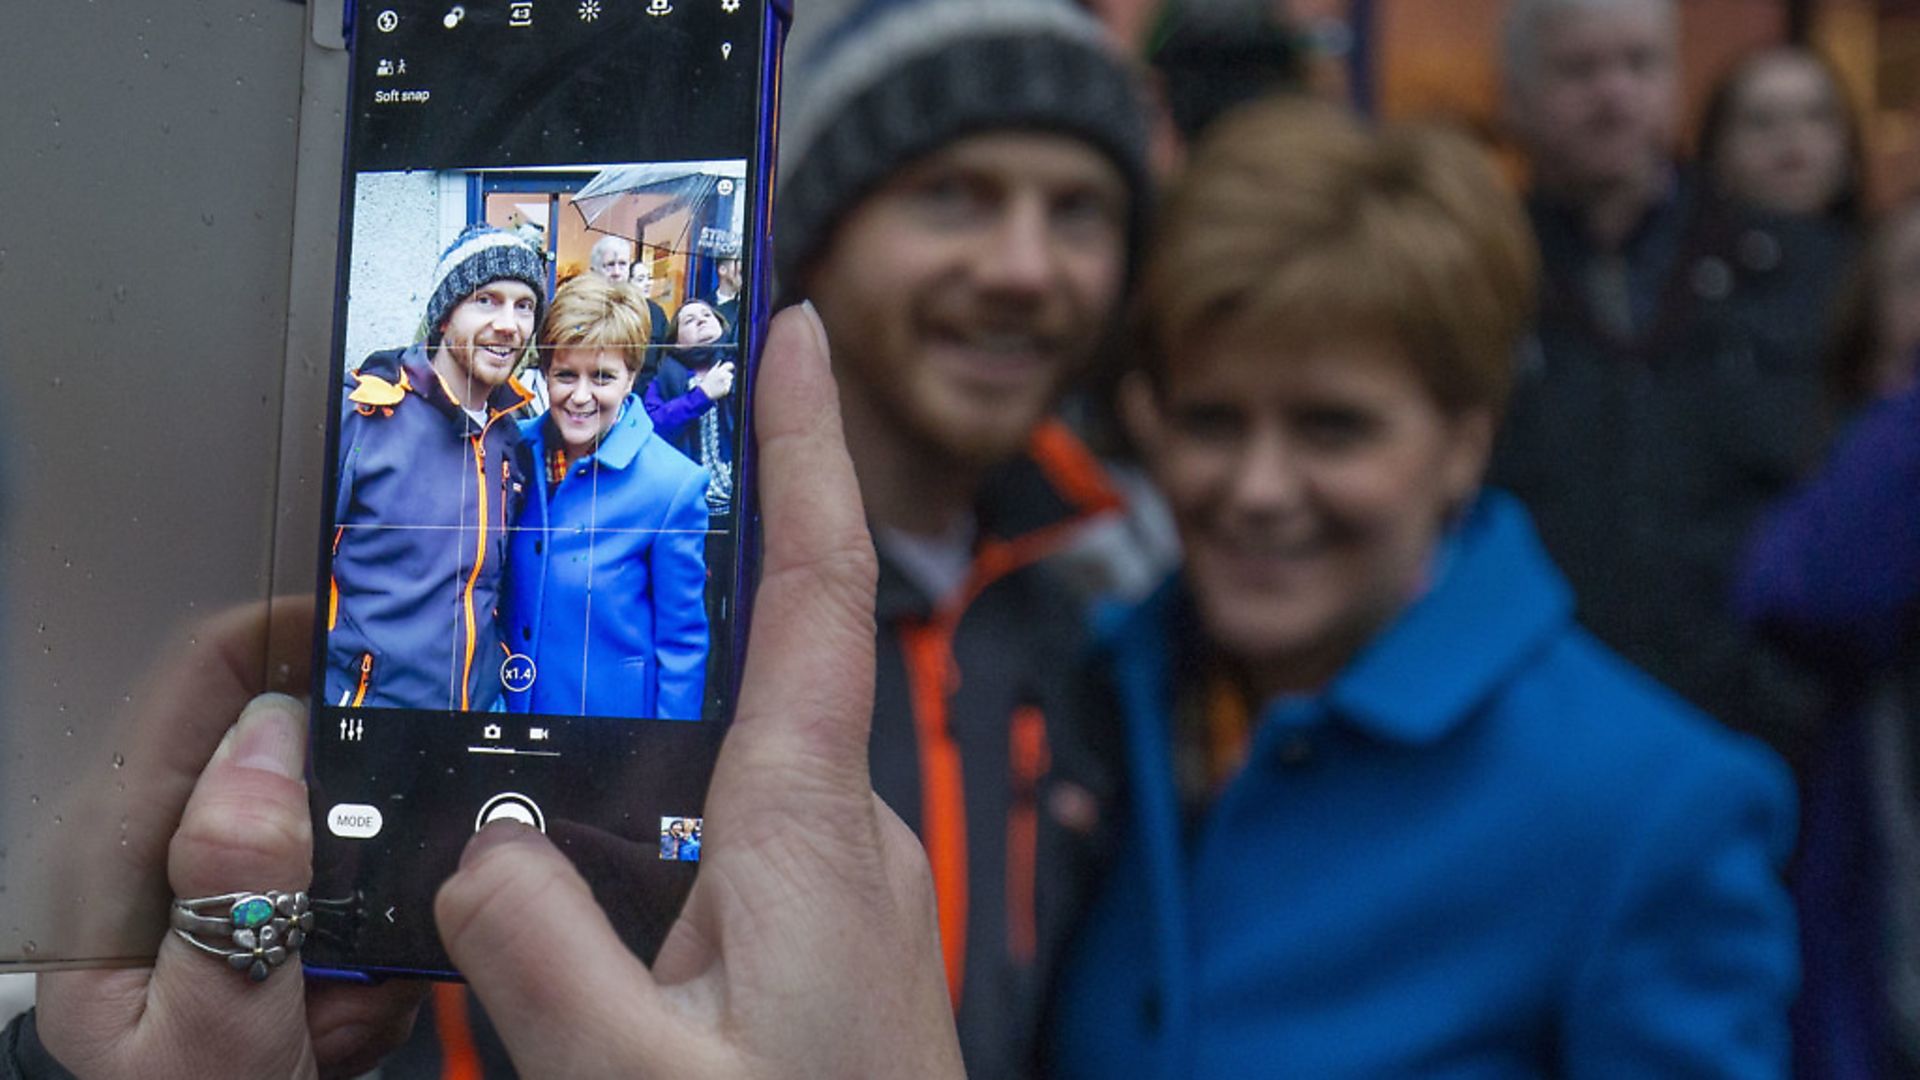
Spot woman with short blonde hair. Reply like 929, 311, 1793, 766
1051, 98, 1796, 1078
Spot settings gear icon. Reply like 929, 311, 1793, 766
578, 0, 600, 20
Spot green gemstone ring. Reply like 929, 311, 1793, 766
169, 889, 315, 983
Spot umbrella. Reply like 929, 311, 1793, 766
572, 160, 748, 258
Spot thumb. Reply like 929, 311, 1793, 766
435, 824, 674, 1072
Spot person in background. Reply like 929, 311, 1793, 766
1050, 95, 1797, 1080
629, 249, 673, 351
774, 0, 1151, 1074
1826, 195, 1920, 411
1489, 0, 1842, 773
646, 299, 738, 515
1698, 46, 1864, 227
1736, 192, 1920, 1080
644, 298, 743, 721
710, 255, 743, 339
503, 274, 709, 721
588, 234, 635, 284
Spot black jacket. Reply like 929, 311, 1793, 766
868, 420, 1128, 1080
1490, 175, 1853, 773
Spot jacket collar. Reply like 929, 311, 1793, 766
1317, 492, 1571, 745
519, 393, 654, 470
875, 419, 1124, 620
393, 344, 536, 433
1109, 491, 1572, 749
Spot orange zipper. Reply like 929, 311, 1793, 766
1007, 704, 1051, 966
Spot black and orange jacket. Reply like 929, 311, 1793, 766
325, 345, 533, 713
870, 419, 1131, 1080
395, 419, 1131, 1080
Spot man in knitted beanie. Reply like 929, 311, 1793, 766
774, 0, 1150, 1074
325, 224, 545, 714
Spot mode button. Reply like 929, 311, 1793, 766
327, 803, 385, 839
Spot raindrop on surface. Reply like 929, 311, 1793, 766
52, 816, 63, 826
200, 213, 215, 227
49, 377, 63, 389
112, 753, 125, 769
22, 942, 38, 956
28, 795, 39, 806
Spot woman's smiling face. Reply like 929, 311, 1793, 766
546, 347, 637, 455
1127, 326, 1492, 695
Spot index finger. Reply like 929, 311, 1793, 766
717, 302, 877, 821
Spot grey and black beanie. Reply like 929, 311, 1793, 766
423, 224, 550, 346
774, 0, 1152, 298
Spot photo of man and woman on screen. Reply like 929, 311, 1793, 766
324, 159, 747, 722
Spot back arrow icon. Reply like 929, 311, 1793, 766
384, 906, 397, 923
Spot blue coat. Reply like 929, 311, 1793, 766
503, 395, 709, 719
1050, 492, 1798, 1079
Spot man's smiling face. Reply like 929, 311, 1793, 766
803, 132, 1128, 469
435, 279, 538, 403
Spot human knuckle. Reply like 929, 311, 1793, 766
173, 797, 311, 880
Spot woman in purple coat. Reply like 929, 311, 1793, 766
505, 275, 710, 720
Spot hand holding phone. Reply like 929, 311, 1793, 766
309, 0, 784, 977
436, 306, 964, 1079
26, 309, 964, 1080
35, 628, 425, 1079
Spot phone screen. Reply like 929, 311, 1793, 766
307, 0, 780, 977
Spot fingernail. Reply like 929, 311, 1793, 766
798, 299, 831, 368
212, 693, 307, 781
461, 820, 542, 870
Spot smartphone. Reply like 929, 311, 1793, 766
305, 0, 785, 979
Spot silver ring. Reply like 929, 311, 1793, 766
169, 890, 313, 982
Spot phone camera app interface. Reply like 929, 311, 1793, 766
309, 0, 774, 976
